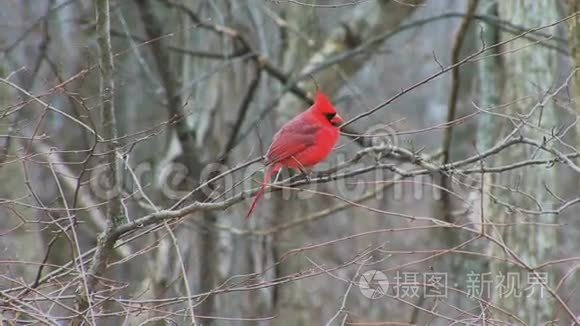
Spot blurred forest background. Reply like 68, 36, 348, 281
1, 0, 580, 325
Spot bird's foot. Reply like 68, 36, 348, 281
298, 168, 313, 182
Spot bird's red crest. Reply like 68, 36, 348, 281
313, 91, 336, 115
311, 91, 343, 127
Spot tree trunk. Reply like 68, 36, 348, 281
569, 0, 580, 146
486, 1, 560, 323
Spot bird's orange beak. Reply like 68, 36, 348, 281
330, 113, 344, 127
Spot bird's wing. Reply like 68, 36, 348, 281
265, 122, 320, 165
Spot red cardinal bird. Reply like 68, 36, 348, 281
245, 91, 343, 219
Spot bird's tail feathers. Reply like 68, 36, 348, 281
245, 165, 280, 220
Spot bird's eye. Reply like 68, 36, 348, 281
325, 113, 336, 121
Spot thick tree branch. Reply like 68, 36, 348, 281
136, 0, 201, 175
74, 0, 121, 323
439, 0, 479, 222
219, 63, 262, 162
